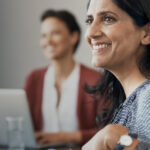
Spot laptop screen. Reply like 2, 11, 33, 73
0, 89, 37, 148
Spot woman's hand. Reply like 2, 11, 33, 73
82, 124, 138, 150
35, 131, 82, 145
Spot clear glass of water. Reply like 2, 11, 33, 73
6, 117, 25, 150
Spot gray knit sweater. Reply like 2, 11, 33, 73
111, 80, 150, 149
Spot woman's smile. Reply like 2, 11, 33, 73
91, 41, 112, 54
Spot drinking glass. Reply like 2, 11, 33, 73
6, 117, 25, 150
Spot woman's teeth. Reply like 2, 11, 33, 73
93, 44, 110, 50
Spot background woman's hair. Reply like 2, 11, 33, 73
41, 9, 81, 53
86, 0, 150, 128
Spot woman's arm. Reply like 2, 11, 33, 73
82, 124, 139, 150
35, 129, 99, 145
35, 131, 82, 144
82, 124, 150, 150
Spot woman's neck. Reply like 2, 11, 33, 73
52, 57, 76, 83
111, 66, 147, 98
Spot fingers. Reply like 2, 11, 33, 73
34, 132, 71, 145
37, 136, 49, 145
35, 132, 48, 144
35, 131, 43, 138
35, 133, 59, 145
35, 132, 44, 141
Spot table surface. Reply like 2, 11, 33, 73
0, 143, 81, 150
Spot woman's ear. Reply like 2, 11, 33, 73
141, 23, 150, 45
71, 31, 79, 46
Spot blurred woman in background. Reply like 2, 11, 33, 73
25, 9, 102, 145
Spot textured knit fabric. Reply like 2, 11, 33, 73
24, 64, 102, 144
111, 80, 150, 149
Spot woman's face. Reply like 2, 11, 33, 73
85, 0, 146, 70
40, 17, 74, 60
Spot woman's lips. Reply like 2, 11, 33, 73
92, 43, 112, 54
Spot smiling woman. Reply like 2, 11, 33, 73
82, 0, 150, 149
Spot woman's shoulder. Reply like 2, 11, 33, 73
135, 80, 150, 112
28, 67, 48, 77
135, 80, 150, 143
138, 80, 150, 99
25, 66, 48, 82
79, 64, 102, 83
80, 64, 102, 76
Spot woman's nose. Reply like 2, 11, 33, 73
47, 35, 53, 44
85, 21, 103, 40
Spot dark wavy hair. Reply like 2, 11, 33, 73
41, 9, 81, 53
86, 0, 150, 128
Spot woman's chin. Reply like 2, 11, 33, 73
92, 58, 104, 68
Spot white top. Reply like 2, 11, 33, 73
42, 63, 80, 132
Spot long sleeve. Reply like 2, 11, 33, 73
134, 84, 150, 149
135, 142, 150, 150
24, 67, 47, 131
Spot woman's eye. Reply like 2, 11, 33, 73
103, 16, 116, 24
85, 18, 93, 25
53, 31, 61, 34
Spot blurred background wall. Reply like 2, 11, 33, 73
0, 0, 93, 88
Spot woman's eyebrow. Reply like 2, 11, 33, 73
97, 11, 118, 17
86, 14, 93, 18
87, 10, 118, 18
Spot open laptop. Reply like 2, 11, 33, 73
0, 89, 78, 149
